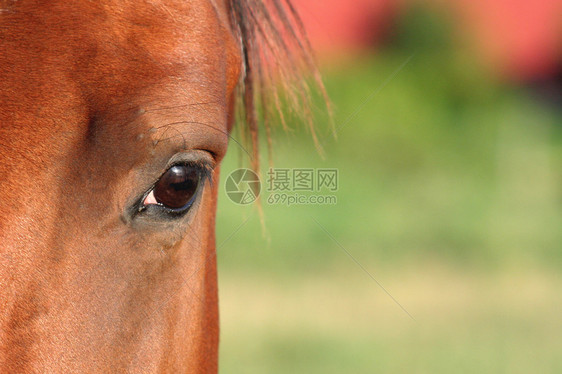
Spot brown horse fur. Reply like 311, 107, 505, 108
0, 0, 322, 372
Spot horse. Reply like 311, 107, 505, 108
0, 0, 322, 372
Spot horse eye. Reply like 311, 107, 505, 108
143, 165, 200, 210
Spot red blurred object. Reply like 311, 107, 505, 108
293, 0, 562, 81
456, 0, 562, 81
293, 0, 399, 54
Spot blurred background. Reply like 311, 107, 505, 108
217, 0, 562, 372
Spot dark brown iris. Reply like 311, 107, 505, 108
153, 165, 199, 209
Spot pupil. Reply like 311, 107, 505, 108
153, 165, 199, 209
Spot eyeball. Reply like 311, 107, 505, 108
143, 165, 200, 210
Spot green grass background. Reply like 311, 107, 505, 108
215, 8, 561, 373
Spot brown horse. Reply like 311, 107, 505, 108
0, 0, 319, 372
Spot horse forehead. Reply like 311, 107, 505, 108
7, 0, 237, 89
2, 0, 240, 139
0, 0, 240, 171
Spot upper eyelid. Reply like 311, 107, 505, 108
165, 153, 214, 187
165, 150, 216, 170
